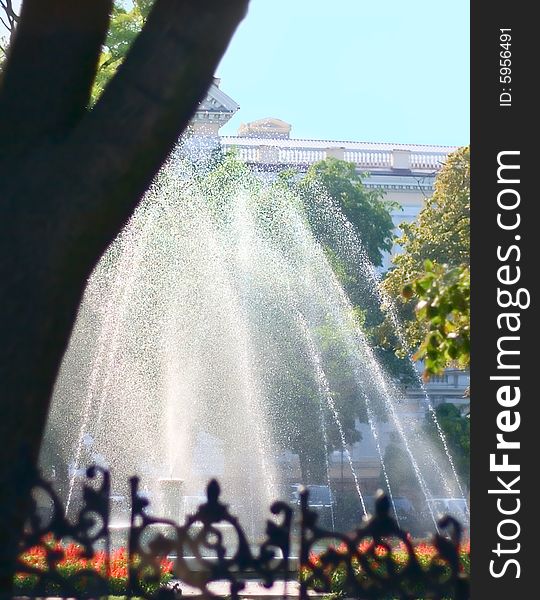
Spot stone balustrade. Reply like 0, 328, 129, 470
220, 136, 456, 173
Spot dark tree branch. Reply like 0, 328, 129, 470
0, 1, 249, 593
52, 0, 250, 271
0, 1, 19, 57
0, 0, 18, 32
0, 0, 112, 151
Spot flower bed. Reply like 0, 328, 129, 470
15, 536, 174, 596
304, 538, 470, 598
14, 534, 470, 598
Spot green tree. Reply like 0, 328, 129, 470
387, 146, 470, 276
383, 146, 470, 358
404, 262, 470, 378
276, 159, 404, 481
379, 433, 416, 493
268, 341, 364, 485
295, 158, 414, 382
2, 2, 153, 77
268, 354, 338, 485
302, 157, 397, 268
199, 154, 366, 485
425, 403, 469, 486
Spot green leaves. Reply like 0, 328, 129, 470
92, 1, 154, 102
302, 157, 397, 268
425, 403, 470, 485
296, 157, 413, 381
410, 263, 470, 379
383, 146, 470, 369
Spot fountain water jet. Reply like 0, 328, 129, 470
303, 181, 469, 514
43, 147, 467, 533
297, 312, 368, 518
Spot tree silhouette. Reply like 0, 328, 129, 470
0, 0, 248, 592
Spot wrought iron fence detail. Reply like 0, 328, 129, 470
14, 467, 469, 599
298, 491, 468, 600
17, 466, 111, 598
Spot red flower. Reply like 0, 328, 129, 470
160, 559, 174, 574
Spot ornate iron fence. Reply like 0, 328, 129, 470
14, 466, 469, 599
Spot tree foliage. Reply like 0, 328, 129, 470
1, 1, 152, 82
198, 153, 366, 485
92, 1, 154, 101
380, 433, 417, 493
302, 157, 398, 268
425, 403, 469, 486
295, 158, 414, 382
387, 146, 470, 277
383, 146, 470, 364
2, 1, 155, 98
404, 262, 470, 378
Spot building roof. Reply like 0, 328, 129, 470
197, 81, 240, 116
221, 135, 456, 154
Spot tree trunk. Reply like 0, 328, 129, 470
0, 0, 249, 593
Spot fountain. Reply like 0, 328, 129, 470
158, 478, 185, 521
41, 141, 468, 535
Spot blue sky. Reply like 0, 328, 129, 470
1, 1, 469, 146
216, 0, 469, 146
